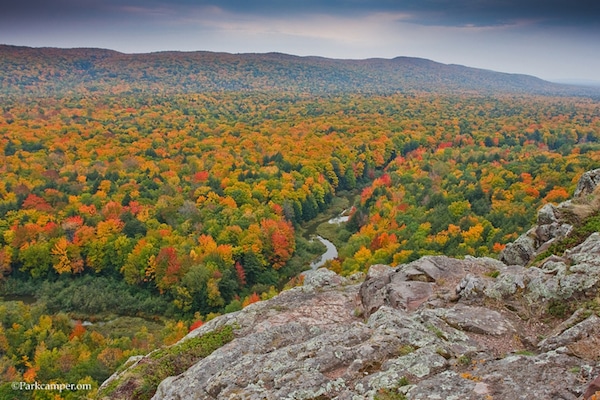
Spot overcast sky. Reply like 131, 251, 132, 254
1, 0, 599, 82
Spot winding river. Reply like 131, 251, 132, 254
309, 236, 338, 269
306, 208, 352, 269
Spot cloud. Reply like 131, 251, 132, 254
3, 0, 599, 28
182, 0, 600, 28
114, 5, 178, 18
167, 8, 413, 44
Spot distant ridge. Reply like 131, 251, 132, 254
552, 79, 600, 87
0, 44, 596, 96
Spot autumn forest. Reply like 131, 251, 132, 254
1, 47, 600, 398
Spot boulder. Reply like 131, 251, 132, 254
437, 304, 515, 336
574, 168, 600, 198
302, 267, 344, 290
455, 274, 486, 299
535, 221, 572, 244
538, 314, 600, 356
386, 279, 434, 311
399, 256, 466, 282
499, 229, 536, 266
359, 264, 394, 316
566, 232, 600, 265
537, 203, 560, 225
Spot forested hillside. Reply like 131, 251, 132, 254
1, 45, 596, 96
1, 46, 600, 398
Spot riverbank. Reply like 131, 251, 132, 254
295, 190, 358, 269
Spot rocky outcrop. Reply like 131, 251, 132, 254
499, 206, 572, 266
574, 168, 600, 198
498, 228, 538, 266
499, 169, 600, 267
99, 172, 600, 400
100, 253, 600, 400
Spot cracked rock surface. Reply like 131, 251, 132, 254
100, 255, 600, 400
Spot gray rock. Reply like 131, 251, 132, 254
359, 264, 394, 316
464, 255, 506, 269
499, 229, 536, 266
566, 232, 600, 265
302, 267, 344, 290
409, 352, 586, 400
437, 304, 515, 336
535, 222, 572, 244
98, 355, 144, 393
484, 265, 529, 299
538, 314, 600, 353
101, 258, 600, 400
398, 256, 466, 283
574, 168, 600, 198
456, 274, 487, 299
537, 203, 560, 225
408, 370, 480, 400
149, 283, 364, 400
361, 256, 476, 317
387, 278, 434, 312
538, 258, 568, 275
547, 308, 591, 338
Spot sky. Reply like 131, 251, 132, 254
1, 0, 599, 82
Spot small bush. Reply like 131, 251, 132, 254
99, 325, 234, 400
374, 388, 407, 400
457, 354, 471, 366
547, 300, 570, 318
398, 345, 415, 356
485, 270, 500, 278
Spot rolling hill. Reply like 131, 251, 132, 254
0, 44, 596, 96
